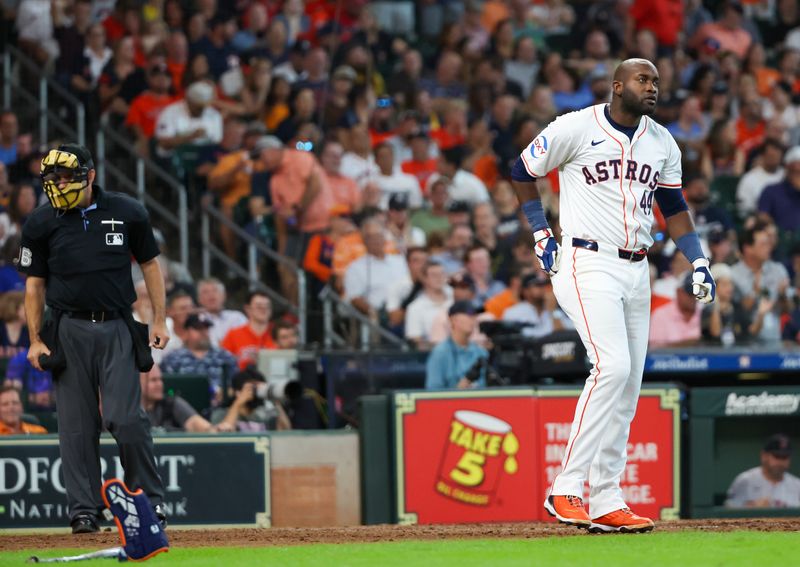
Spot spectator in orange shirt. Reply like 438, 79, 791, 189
0, 386, 47, 435
221, 291, 277, 370
256, 135, 333, 301
690, 0, 753, 60
484, 265, 533, 319
165, 30, 188, 97
320, 139, 361, 212
736, 93, 766, 150
430, 101, 467, 151
401, 132, 438, 195
303, 205, 356, 292
744, 42, 781, 98
126, 63, 176, 156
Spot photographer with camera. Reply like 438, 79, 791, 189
211, 367, 292, 432
425, 301, 489, 389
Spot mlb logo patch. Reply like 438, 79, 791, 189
106, 233, 124, 246
531, 136, 548, 158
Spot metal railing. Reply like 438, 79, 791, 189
2, 45, 85, 146
320, 286, 408, 351
200, 202, 307, 344
2, 43, 402, 350
95, 120, 189, 269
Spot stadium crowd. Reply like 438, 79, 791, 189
0, 0, 800, 426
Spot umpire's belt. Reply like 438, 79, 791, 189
571, 238, 647, 263
64, 310, 122, 323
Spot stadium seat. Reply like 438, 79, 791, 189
709, 174, 740, 221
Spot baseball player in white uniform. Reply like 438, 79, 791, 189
511, 59, 716, 533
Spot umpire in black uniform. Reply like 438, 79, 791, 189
19, 144, 170, 534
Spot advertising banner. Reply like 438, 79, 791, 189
394, 387, 680, 524
394, 389, 538, 524
538, 388, 680, 522
0, 435, 271, 530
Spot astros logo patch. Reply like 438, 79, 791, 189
531, 136, 548, 158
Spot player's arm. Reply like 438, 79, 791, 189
656, 190, 715, 304
511, 161, 560, 276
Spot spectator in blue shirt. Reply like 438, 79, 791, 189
425, 301, 488, 389
161, 312, 238, 405
758, 146, 800, 233
0, 112, 18, 166
4, 347, 53, 410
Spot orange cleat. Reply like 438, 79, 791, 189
589, 508, 655, 533
544, 495, 591, 528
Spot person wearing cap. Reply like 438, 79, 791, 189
690, 0, 752, 59
140, 363, 227, 433
701, 263, 753, 346
386, 193, 426, 254
161, 312, 239, 405
425, 301, 488, 390
373, 143, 424, 210
405, 260, 453, 350
683, 174, 735, 243
736, 139, 785, 218
648, 273, 703, 349
410, 177, 452, 239
502, 271, 571, 338
125, 63, 177, 155
154, 80, 223, 158
757, 145, 800, 232
726, 434, 800, 508
434, 145, 490, 205
20, 143, 170, 533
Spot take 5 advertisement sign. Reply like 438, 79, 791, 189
393, 387, 680, 524
394, 389, 539, 524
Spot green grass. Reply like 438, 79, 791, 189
2, 532, 798, 567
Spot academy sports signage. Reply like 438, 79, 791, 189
393, 387, 680, 524
0, 435, 270, 530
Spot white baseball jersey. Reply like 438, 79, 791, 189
523, 103, 684, 519
519, 104, 682, 250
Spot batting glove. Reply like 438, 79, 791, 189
691, 259, 716, 304
533, 228, 561, 276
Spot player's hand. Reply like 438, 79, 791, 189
691, 259, 716, 304
149, 321, 170, 350
28, 339, 50, 372
533, 229, 561, 276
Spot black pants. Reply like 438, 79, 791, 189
55, 317, 164, 521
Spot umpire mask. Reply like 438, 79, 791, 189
40, 144, 94, 211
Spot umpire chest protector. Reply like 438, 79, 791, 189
19, 185, 159, 312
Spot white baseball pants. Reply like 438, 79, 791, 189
549, 236, 651, 519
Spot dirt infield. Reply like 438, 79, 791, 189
2, 518, 799, 552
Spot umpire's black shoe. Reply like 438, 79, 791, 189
70, 513, 99, 534
154, 504, 167, 530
